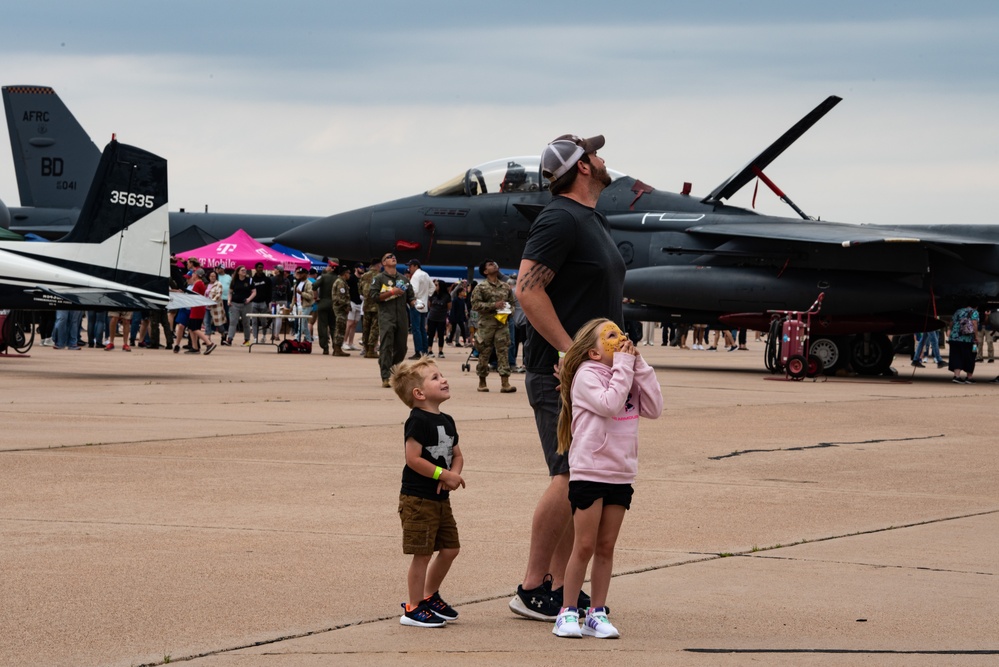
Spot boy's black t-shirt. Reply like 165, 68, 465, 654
401, 408, 459, 501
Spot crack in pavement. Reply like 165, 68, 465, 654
0, 416, 533, 454
747, 553, 994, 577
0, 516, 396, 539
709, 434, 945, 460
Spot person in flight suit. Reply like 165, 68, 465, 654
370, 252, 416, 387
313, 262, 338, 355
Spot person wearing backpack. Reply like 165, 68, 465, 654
949, 305, 979, 384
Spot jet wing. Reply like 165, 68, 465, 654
685, 222, 995, 248
167, 292, 217, 310
32, 286, 167, 310
18, 285, 198, 310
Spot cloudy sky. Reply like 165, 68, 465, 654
2, 1, 997, 226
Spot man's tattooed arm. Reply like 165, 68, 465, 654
519, 262, 555, 292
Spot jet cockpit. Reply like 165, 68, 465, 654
427, 156, 625, 198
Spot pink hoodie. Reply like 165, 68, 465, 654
568, 354, 663, 484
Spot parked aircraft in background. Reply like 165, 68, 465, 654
276, 96, 999, 376
0, 138, 170, 311
0, 85, 321, 248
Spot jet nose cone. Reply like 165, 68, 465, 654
275, 207, 373, 261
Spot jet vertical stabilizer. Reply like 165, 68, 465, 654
0, 138, 170, 309
3, 85, 321, 245
2, 85, 100, 209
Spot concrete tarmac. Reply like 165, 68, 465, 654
2, 339, 997, 666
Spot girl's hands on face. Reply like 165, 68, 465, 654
618, 339, 637, 357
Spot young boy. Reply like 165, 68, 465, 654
390, 357, 465, 627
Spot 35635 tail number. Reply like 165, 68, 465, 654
109, 190, 155, 208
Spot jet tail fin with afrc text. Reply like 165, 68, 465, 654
2, 85, 100, 209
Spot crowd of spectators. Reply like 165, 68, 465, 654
35, 255, 528, 368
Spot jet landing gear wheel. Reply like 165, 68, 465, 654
849, 333, 894, 376
809, 336, 842, 373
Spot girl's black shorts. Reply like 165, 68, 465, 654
568, 481, 634, 513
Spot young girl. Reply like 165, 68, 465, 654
552, 318, 663, 639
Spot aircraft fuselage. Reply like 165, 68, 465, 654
4, 205, 320, 248
276, 172, 999, 340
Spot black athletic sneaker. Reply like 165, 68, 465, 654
551, 583, 591, 611
400, 601, 446, 628
424, 591, 458, 621
509, 574, 559, 621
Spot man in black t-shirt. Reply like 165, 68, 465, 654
511, 134, 626, 622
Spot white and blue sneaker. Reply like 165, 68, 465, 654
552, 606, 582, 638
581, 606, 620, 638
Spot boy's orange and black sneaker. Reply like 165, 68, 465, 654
424, 591, 458, 621
399, 601, 446, 628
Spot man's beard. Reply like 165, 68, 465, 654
592, 162, 612, 188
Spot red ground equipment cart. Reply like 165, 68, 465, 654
764, 292, 825, 380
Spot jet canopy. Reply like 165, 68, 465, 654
427, 156, 624, 197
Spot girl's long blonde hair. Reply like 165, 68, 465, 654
556, 318, 612, 455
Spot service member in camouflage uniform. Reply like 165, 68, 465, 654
360, 257, 382, 358
331, 263, 352, 356
369, 252, 416, 387
470, 259, 518, 393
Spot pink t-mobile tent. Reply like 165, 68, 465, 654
175, 229, 311, 271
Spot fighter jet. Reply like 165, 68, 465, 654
0, 137, 171, 311
0, 85, 320, 248
275, 96, 999, 376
